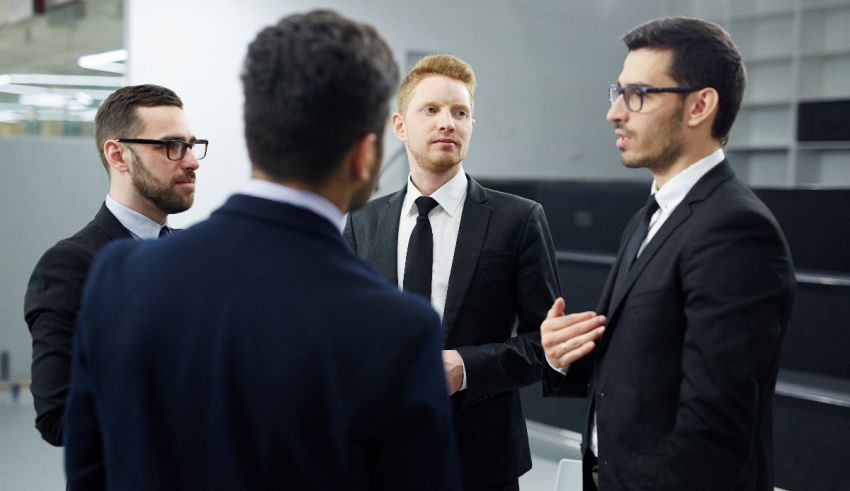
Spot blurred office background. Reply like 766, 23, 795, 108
1, 0, 848, 489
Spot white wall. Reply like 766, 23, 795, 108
127, 0, 674, 227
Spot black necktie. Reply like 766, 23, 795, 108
608, 194, 659, 309
159, 226, 172, 238
403, 196, 439, 300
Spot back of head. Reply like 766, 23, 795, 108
397, 54, 476, 116
623, 16, 746, 145
94, 84, 183, 172
241, 10, 399, 186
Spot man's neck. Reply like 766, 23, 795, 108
108, 184, 167, 224
251, 169, 348, 213
408, 162, 462, 196
652, 140, 721, 189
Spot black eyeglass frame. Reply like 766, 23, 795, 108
115, 138, 209, 161
608, 84, 697, 112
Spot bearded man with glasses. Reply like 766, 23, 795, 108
24, 84, 205, 446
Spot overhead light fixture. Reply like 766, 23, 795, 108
19, 93, 68, 108
77, 49, 128, 74
0, 73, 125, 87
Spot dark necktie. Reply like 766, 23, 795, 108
159, 226, 172, 238
608, 194, 659, 309
403, 196, 439, 300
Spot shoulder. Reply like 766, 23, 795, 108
30, 217, 112, 277
686, 178, 788, 255
474, 184, 547, 231
702, 178, 779, 229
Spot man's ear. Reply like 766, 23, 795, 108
391, 112, 406, 141
687, 87, 719, 129
103, 140, 130, 174
349, 133, 377, 183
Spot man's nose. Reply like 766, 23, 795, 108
606, 94, 628, 123
438, 110, 455, 131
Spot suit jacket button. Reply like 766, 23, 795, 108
600, 391, 605, 397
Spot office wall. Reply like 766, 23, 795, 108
127, 0, 676, 227
0, 137, 107, 379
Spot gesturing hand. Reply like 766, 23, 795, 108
540, 297, 606, 370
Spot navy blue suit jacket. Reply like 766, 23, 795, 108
64, 194, 461, 490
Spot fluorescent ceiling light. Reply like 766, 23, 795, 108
19, 93, 68, 107
0, 73, 125, 87
78, 49, 128, 74
0, 84, 115, 100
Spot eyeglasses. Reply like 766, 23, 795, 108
608, 84, 697, 112
115, 138, 208, 160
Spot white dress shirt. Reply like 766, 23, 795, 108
397, 169, 469, 388
240, 179, 345, 232
548, 148, 726, 456
105, 194, 168, 240
397, 169, 467, 318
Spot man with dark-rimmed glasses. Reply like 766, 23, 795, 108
24, 84, 206, 446
541, 17, 794, 490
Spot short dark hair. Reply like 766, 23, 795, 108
623, 17, 746, 145
241, 10, 399, 185
94, 84, 183, 171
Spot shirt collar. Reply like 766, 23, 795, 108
404, 168, 468, 217
240, 179, 345, 232
105, 194, 167, 240
651, 148, 725, 213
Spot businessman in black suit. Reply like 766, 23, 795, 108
64, 11, 460, 490
345, 54, 560, 490
541, 17, 795, 490
23, 84, 203, 446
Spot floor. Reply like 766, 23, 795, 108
0, 389, 571, 490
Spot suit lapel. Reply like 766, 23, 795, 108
605, 160, 735, 321
443, 177, 490, 334
372, 188, 406, 283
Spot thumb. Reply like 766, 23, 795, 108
547, 297, 566, 319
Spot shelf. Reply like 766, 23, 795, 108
726, 144, 790, 152
797, 141, 850, 150
729, 8, 795, 22
744, 53, 795, 64
801, 48, 850, 59
801, 0, 850, 14
681, 0, 850, 187
741, 99, 792, 108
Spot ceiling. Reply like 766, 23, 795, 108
0, 0, 124, 131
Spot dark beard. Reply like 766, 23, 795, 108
129, 148, 193, 215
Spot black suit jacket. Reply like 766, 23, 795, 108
24, 203, 132, 445
345, 175, 560, 486
64, 194, 461, 491
545, 161, 796, 490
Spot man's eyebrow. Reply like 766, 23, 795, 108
158, 135, 196, 141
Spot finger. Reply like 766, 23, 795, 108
557, 325, 605, 354
559, 340, 597, 366
546, 297, 566, 320
542, 312, 603, 344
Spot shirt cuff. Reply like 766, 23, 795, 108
460, 355, 468, 391
546, 355, 568, 375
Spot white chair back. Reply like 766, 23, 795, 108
553, 458, 583, 491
